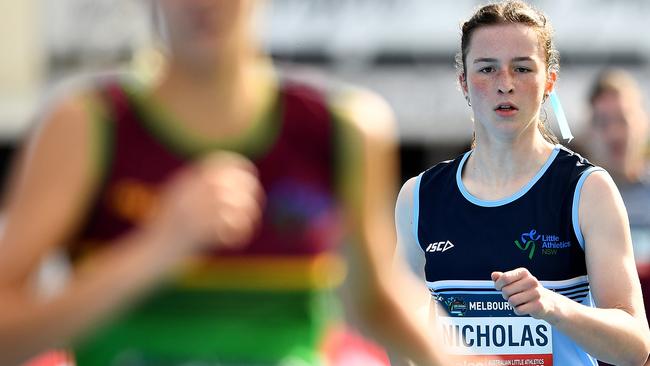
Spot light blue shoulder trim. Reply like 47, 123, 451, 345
413, 172, 424, 247
572, 167, 606, 251
456, 145, 561, 207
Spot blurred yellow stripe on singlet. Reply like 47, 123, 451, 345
175, 253, 348, 291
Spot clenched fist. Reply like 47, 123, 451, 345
149, 151, 265, 253
492, 268, 560, 323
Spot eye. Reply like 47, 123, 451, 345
514, 66, 532, 73
479, 66, 495, 73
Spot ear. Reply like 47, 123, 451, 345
545, 70, 558, 95
459, 73, 468, 96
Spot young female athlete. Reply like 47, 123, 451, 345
0, 0, 445, 365
394, 1, 650, 365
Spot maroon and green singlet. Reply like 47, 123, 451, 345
70, 78, 361, 365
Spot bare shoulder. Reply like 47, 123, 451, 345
15, 88, 105, 182
39, 83, 106, 135
328, 86, 396, 141
1, 85, 107, 260
397, 177, 418, 210
579, 169, 625, 217
578, 169, 631, 254
580, 169, 618, 196
395, 177, 419, 228
325, 83, 399, 232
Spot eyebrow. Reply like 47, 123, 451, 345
473, 56, 535, 64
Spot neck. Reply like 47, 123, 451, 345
469, 128, 555, 186
162, 60, 248, 109
161, 40, 257, 99
150, 49, 275, 137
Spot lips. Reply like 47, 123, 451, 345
494, 102, 519, 117
494, 102, 519, 111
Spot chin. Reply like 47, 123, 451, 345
493, 121, 525, 134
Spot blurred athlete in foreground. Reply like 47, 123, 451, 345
0, 0, 444, 365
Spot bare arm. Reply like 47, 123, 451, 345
493, 170, 650, 366
392, 178, 450, 365
330, 88, 446, 365
0, 93, 264, 365
395, 180, 419, 243
564, 170, 650, 364
394, 177, 430, 314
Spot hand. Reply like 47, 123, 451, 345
492, 268, 560, 322
149, 151, 265, 252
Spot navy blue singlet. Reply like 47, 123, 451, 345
413, 145, 601, 365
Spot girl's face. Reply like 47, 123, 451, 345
461, 23, 556, 141
156, 0, 256, 66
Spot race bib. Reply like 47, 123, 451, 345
435, 292, 553, 366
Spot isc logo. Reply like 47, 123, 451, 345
425, 240, 454, 253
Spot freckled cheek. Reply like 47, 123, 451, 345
518, 81, 542, 96
467, 77, 491, 100
519, 76, 546, 98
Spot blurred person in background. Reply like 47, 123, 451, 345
582, 70, 650, 363
394, 1, 650, 365
585, 69, 650, 268
0, 0, 446, 365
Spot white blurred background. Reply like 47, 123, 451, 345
1, 0, 649, 183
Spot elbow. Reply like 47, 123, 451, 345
619, 340, 650, 366
641, 339, 650, 366
613, 309, 650, 366
637, 328, 650, 366
623, 354, 648, 366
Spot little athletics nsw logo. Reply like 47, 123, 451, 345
514, 229, 571, 260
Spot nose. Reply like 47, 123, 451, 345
497, 70, 514, 94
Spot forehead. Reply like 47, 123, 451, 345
593, 91, 630, 115
467, 23, 544, 61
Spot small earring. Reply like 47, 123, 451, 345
465, 96, 472, 107
542, 94, 549, 103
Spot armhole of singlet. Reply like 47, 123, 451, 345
327, 90, 365, 217
84, 88, 115, 194
65, 87, 117, 262
412, 172, 424, 248
572, 167, 605, 251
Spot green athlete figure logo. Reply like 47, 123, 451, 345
514, 229, 540, 260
